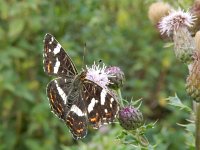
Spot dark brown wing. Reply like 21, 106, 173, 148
46, 77, 73, 119
82, 79, 119, 129
43, 33, 78, 77
47, 77, 88, 139
66, 93, 88, 139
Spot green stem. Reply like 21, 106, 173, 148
196, 102, 200, 150
129, 130, 149, 147
138, 135, 149, 147
117, 88, 124, 107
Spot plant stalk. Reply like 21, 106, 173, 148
117, 88, 124, 107
196, 102, 200, 150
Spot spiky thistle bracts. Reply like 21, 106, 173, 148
118, 106, 143, 130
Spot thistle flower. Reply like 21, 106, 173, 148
105, 66, 125, 90
85, 62, 112, 89
186, 51, 200, 102
159, 9, 196, 64
148, 2, 172, 25
118, 106, 143, 130
159, 9, 196, 36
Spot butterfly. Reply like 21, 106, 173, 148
43, 33, 119, 139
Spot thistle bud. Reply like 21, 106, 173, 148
173, 27, 195, 64
105, 66, 125, 90
118, 106, 143, 130
148, 2, 172, 25
186, 51, 200, 102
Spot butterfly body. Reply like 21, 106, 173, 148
43, 33, 119, 139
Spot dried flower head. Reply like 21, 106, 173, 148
105, 66, 125, 90
118, 106, 143, 130
148, 2, 172, 25
159, 9, 196, 36
191, 1, 200, 19
85, 62, 111, 89
186, 51, 200, 102
190, 0, 200, 33
195, 31, 200, 50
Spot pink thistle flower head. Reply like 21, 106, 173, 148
158, 9, 196, 36
118, 106, 143, 130
85, 62, 112, 89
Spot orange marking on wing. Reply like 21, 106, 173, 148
49, 92, 53, 99
90, 117, 97, 122
66, 119, 73, 127
106, 113, 111, 117
47, 63, 51, 73
49, 92, 55, 103
57, 106, 62, 113
76, 129, 83, 133
58, 103, 64, 111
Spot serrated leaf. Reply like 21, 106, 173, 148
167, 94, 192, 112
178, 123, 195, 133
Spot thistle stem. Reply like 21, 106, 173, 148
138, 135, 149, 147
117, 88, 124, 107
129, 130, 149, 147
196, 102, 200, 150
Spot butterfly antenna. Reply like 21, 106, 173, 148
82, 42, 87, 69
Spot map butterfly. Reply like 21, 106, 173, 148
43, 33, 119, 139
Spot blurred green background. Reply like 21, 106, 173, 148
0, 0, 194, 150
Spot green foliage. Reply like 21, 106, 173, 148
117, 122, 156, 149
167, 94, 192, 113
166, 95, 195, 149
0, 0, 194, 150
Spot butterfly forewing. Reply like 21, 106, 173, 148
46, 77, 73, 119
43, 33, 78, 77
83, 79, 119, 129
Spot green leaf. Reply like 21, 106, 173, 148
166, 94, 192, 113
178, 122, 195, 133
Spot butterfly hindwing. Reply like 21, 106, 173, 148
43, 33, 78, 77
47, 76, 88, 139
66, 93, 88, 139
83, 79, 119, 129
